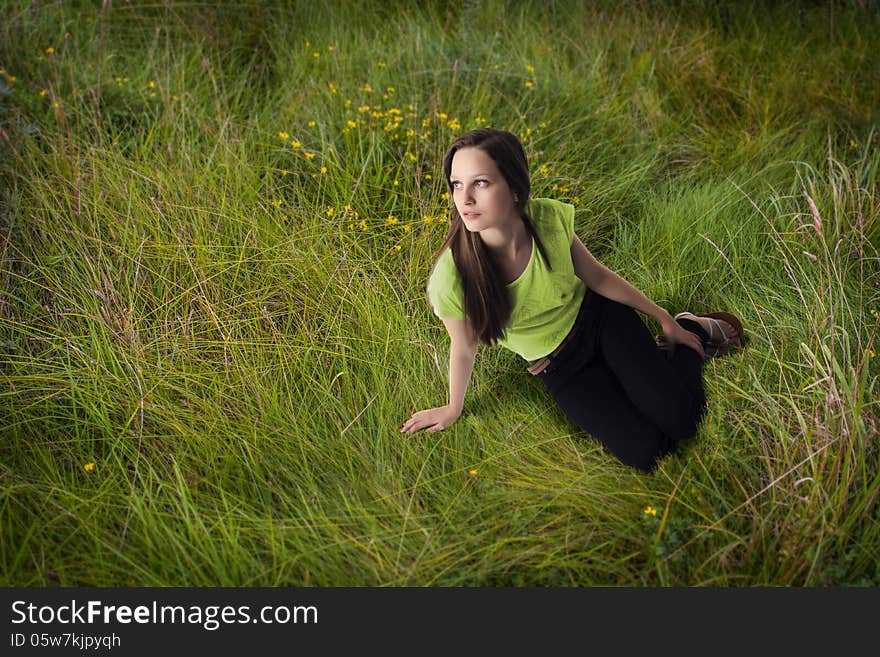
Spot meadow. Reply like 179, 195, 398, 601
1, 0, 878, 586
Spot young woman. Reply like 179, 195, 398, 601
399, 128, 744, 472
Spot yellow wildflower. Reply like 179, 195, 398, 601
51, 101, 60, 109
46, 46, 55, 54
403, 224, 411, 233
643, 505, 657, 517
83, 462, 95, 472
148, 80, 155, 88
39, 89, 47, 97
524, 80, 534, 89
291, 140, 302, 148
469, 469, 478, 476
326, 207, 335, 217
278, 131, 289, 140
328, 82, 337, 94
320, 166, 327, 174
869, 349, 875, 358
393, 244, 401, 251
346, 120, 357, 129
386, 215, 399, 225
313, 52, 320, 58
441, 192, 449, 201
273, 199, 283, 207
308, 120, 316, 127
526, 64, 535, 73
850, 139, 858, 149
362, 83, 372, 93
304, 152, 315, 160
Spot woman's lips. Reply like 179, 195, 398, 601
462, 212, 481, 219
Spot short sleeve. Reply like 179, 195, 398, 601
426, 249, 465, 320
557, 200, 575, 245
528, 197, 575, 248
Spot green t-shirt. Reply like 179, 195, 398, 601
426, 197, 588, 361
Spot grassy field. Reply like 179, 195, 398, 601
1, 0, 878, 586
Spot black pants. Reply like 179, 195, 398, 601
536, 289, 709, 473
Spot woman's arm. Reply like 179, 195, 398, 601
447, 332, 478, 415
400, 316, 477, 434
570, 235, 673, 326
570, 235, 705, 358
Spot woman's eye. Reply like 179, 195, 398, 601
476, 180, 489, 187
451, 181, 462, 189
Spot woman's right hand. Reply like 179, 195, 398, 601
400, 405, 461, 435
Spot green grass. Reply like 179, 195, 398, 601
1, 0, 878, 586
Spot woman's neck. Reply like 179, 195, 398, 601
480, 217, 530, 260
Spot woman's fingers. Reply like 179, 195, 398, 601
401, 411, 436, 434
674, 327, 705, 360
401, 408, 450, 433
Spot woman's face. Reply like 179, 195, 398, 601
449, 147, 518, 233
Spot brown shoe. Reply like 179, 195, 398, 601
674, 311, 744, 358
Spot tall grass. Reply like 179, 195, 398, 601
0, 0, 878, 585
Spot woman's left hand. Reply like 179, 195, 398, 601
659, 316, 705, 360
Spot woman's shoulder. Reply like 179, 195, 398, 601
527, 197, 575, 241
527, 197, 574, 222
426, 246, 465, 319
428, 246, 461, 286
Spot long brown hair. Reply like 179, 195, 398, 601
431, 128, 554, 347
